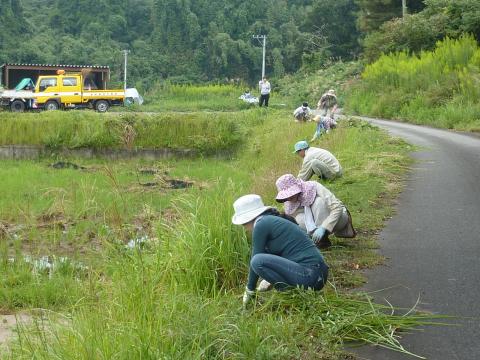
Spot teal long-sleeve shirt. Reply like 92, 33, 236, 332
247, 215, 326, 291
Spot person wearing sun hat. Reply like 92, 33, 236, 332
275, 174, 356, 249
317, 89, 338, 117
293, 140, 342, 181
232, 194, 329, 308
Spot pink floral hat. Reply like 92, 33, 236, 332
275, 174, 317, 215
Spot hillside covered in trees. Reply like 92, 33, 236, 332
0, 0, 478, 89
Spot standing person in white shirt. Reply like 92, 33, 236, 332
293, 140, 342, 181
258, 76, 271, 107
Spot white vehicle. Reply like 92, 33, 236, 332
0, 88, 36, 111
125, 88, 144, 105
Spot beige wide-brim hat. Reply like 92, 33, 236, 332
232, 194, 272, 225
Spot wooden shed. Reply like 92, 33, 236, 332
0, 63, 110, 90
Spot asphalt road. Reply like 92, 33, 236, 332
352, 118, 480, 360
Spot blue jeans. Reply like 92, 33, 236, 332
250, 253, 328, 291
316, 121, 327, 134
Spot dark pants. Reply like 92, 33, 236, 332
259, 93, 270, 107
250, 253, 328, 291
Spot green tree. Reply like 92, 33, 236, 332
272, 48, 285, 78
303, 0, 361, 59
356, 0, 425, 33
362, 0, 480, 61
0, 0, 30, 63
362, 14, 448, 61
422, 0, 480, 40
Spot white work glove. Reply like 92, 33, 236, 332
242, 287, 256, 309
312, 226, 327, 243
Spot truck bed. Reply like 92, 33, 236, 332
0, 89, 36, 99
82, 89, 125, 99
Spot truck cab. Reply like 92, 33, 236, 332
33, 71, 124, 112
36, 73, 83, 110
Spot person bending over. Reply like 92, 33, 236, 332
232, 194, 329, 308
311, 115, 338, 141
293, 140, 342, 181
275, 174, 356, 249
317, 89, 337, 117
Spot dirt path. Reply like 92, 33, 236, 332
0, 313, 32, 350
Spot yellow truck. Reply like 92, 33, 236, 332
1, 70, 125, 112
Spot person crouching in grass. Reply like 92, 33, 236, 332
232, 194, 329, 308
275, 174, 356, 249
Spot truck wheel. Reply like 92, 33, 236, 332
10, 100, 26, 112
45, 100, 59, 111
95, 100, 109, 113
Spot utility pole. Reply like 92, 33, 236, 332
121, 49, 130, 91
253, 35, 267, 78
402, 0, 407, 17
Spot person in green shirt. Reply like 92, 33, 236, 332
232, 194, 329, 308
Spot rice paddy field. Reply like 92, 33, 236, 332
0, 85, 444, 359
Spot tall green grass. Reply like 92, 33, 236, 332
4, 115, 442, 359
159, 192, 250, 295
9, 283, 442, 359
346, 35, 480, 131
1, 99, 442, 358
0, 253, 86, 310
0, 110, 264, 154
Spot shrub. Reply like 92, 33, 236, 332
363, 13, 448, 62
345, 35, 480, 130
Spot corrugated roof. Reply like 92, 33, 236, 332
1, 63, 109, 69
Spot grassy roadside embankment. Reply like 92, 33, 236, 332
345, 35, 480, 132
277, 61, 363, 110
1, 102, 441, 358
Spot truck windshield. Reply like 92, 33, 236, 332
63, 78, 78, 86
39, 78, 57, 91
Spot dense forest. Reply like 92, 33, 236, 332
0, 0, 478, 89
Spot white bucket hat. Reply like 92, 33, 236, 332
232, 194, 272, 225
